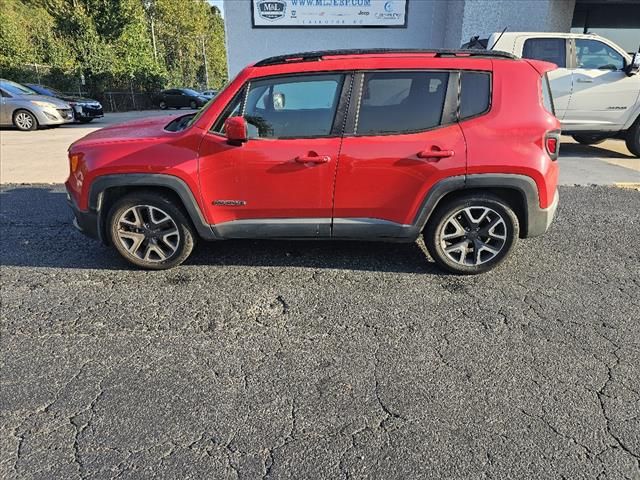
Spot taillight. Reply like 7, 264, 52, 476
545, 130, 561, 161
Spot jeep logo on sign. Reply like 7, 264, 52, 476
257, 0, 286, 21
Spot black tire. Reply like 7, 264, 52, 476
424, 194, 519, 275
159, 101, 167, 110
13, 109, 38, 131
625, 118, 640, 158
77, 118, 94, 124
108, 192, 196, 270
572, 134, 605, 146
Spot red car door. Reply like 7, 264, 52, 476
198, 73, 350, 238
332, 70, 468, 237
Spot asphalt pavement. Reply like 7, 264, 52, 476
1, 184, 639, 479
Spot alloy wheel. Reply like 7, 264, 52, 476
440, 206, 507, 266
116, 205, 180, 262
15, 112, 34, 130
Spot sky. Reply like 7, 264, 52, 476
208, 0, 224, 17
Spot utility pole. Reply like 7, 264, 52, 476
202, 36, 209, 88
151, 16, 157, 62
144, 0, 158, 62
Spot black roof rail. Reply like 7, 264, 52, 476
254, 48, 518, 67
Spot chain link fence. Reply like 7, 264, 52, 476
7, 64, 160, 112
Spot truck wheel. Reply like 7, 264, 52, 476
13, 109, 38, 131
424, 194, 519, 275
572, 134, 605, 146
625, 119, 640, 157
108, 192, 196, 270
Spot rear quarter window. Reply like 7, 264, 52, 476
542, 73, 555, 115
459, 72, 491, 120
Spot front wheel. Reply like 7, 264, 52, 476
108, 192, 196, 270
13, 109, 38, 131
159, 101, 167, 110
572, 134, 605, 145
625, 119, 640, 157
190, 100, 197, 109
77, 117, 94, 124
424, 195, 519, 275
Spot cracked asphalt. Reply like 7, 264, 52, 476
1, 184, 639, 479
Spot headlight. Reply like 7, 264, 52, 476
31, 100, 58, 109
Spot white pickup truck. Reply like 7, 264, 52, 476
464, 32, 640, 157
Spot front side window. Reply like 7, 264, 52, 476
356, 71, 449, 135
243, 74, 343, 139
523, 38, 566, 68
575, 39, 624, 70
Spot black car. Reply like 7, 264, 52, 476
157, 88, 209, 110
25, 84, 104, 123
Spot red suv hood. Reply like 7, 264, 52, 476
70, 114, 178, 148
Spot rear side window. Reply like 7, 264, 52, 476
459, 72, 490, 119
523, 38, 566, 68
243, 74, 344, 139
542, 74, 555, 115
356, 71, 449, 135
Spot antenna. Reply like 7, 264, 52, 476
489, 27, 508, 50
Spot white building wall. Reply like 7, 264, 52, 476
459, 0, 576, 44
223, 0, 575, 77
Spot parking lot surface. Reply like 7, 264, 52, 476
1, 184, 639, 479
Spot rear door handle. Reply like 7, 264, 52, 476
417, 148, 454, 160
576, 78, 593, 83
295, 154, 331, 164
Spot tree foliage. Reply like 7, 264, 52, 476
0, 0, 227, 95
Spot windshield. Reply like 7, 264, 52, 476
0, 80, 38, 96
32, 85, 62, 97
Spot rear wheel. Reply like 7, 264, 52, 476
159, 101, 167, 110
625, 119, 640, 157
13, 109, 38, 131
108, 192, 196, 270
572, 134, 605, 145
190, 100, 197, 109
424, 194, 519, 275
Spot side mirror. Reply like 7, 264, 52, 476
224, 116, 247, 145
626, 52, 640, 76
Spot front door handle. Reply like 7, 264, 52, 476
295, 154, 331, 164
417, 147, 454, 161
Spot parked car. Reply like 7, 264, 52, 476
0, 79, 74, 131
25, 84, 103, 123
201, 89, 218, 100
156, 88, 209, 109
463, 32, 640, 156
66, 49, 560, 274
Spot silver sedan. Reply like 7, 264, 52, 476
0, 79, 74, 131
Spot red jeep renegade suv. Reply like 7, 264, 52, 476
66, 49, 560, 274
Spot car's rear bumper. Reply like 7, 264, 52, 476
527, 188, 559, 237
66, 187, 99, 240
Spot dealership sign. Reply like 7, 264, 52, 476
252, 0, 408, 27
